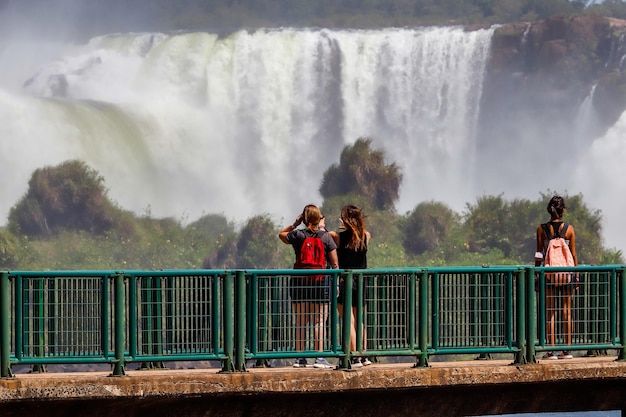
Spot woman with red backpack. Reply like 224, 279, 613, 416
279, 204, 338, 368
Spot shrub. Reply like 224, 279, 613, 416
8, 160, 134, 238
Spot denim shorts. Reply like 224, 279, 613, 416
290, 276, 330, 303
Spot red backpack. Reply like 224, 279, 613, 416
294, 231, 326, 281
542, 222, 575, 286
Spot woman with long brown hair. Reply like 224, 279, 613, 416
331, 204, 371, 368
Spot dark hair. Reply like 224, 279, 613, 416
340, 205, 367, 250
547, 196, 566, 219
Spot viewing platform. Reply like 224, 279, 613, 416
1, 266, 625, 415
1, 356, 625, 416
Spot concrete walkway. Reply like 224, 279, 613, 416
1, 356, 624, 401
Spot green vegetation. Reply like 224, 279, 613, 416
320, 138, 401, 211
12, 0, 626, 40
122, 0, 626, 31
0, 138, 621, 270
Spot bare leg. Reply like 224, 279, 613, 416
313, 303, 329, 351
562, 293, 573, 345
338, 303, 358, 352
546, 289, 556, 346
350, 306, 358, 352
353, 306, 367, 352
292, 302, 310, 351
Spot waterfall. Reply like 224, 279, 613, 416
575, 84, 600, 148
1, 27, 494, 225
573, 110, 626, 253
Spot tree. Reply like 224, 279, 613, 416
587, 0, 626, 19
8, 160, 134, 237
185, 213, 237, 259
505, 197, 545, 260
0, 229, 19, 269
321, 193, 374, 232
555, 192, 604, 265
463, 194, 544, 261
319, 138, 402, 211
235, 214, 287, 268
464, 195, 516, 257
463, 192, 608, 264
402, 201, 460, 255
202, 214, 290, 269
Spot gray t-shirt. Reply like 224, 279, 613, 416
286, 228, 336, 268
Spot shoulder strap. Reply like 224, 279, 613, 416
541, 223, 555, 240
543, 222, 565, 239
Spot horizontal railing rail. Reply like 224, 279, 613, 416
1, 265, 624, 377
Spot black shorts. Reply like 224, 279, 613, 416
545, 273, 580, 293
546, 282, 578, 293
290, 276, 331, 304
337, 278, 368, 307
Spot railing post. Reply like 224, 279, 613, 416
221, 271, 235, 372
514, 268, 527, 364
111, 273, 126, 376
417, 270, 429, 367
407, 271, 416, 357
619, 266, 626, 361
526, 267, 537, 363
340, 271, 353, 370
31, 276, 46, 374
234, 270, 246, 371
0, 272, 12, 378
355, 272, 363, 353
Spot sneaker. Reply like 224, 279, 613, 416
293, 358, 309, 368
361, 357, 372, 366
558, 351, 573, 359
542, 352, 558, 360
351, 358, 363, 368
313, 358, 334, 369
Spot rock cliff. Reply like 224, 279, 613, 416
486, 15, 626, 132
473, 15, 626, 188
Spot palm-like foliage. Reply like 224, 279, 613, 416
319, 138, 402, 211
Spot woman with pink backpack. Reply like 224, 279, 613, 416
534, 195, 578, 360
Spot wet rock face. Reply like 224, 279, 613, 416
484, 15, 626, 137
490, 15, 617, 78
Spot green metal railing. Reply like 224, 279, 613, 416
1, 265, 624, 378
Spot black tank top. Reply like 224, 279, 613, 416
337, 230, 367, 269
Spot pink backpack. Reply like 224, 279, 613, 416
542, 222, 575, 286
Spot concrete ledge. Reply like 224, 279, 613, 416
1, 357, 624, 401
1, 358, 626, 417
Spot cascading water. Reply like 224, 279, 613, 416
573, 104, 626, 253
1, 27, 494, 225
4, 25, 626, 253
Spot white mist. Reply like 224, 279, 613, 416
1, 26, 623, 254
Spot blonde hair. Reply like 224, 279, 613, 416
303, 204, 322, 228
